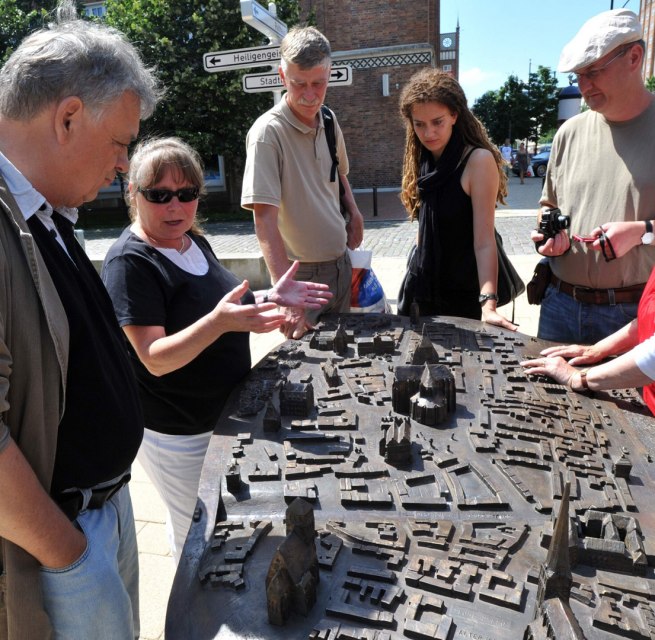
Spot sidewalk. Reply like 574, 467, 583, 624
112, 174, 544, 639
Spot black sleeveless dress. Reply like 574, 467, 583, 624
415, 148, 482, 320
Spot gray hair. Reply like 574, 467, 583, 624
280, 26, 331, 71
0, 0, 161, 121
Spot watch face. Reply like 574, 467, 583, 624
643, 232, 655, 245
442, 37, 453, 48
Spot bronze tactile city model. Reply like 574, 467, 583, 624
168, 312, 655, 640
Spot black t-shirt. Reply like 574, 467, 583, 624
102, 228, 253, 435
27, 215, 144, 495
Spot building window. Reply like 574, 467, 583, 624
442, 64, 452, 72
84, 3, 106, 18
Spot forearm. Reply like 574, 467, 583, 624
571, 351, 653, 392
125, 311, 233, 377
0, 440, 85, 567
253, 205, 291, 283
594, 319, 639, 358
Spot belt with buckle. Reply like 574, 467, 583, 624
56, 473, 131, 521
551, 275, 644, 305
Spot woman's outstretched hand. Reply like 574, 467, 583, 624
215, 280, 286, 334
268, 261, 333, 309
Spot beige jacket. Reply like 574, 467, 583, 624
0, 176, 68, 640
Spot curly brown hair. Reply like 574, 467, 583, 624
399, 68, 507, 220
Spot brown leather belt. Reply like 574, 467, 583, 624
551, 275, 644, 305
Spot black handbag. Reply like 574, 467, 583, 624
526, 258, 552, 305
496, 230, 525, 306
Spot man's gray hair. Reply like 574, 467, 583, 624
0, 0, 161, 121
280, 26, 331, 71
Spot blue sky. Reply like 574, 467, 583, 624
440, 0, 640, 104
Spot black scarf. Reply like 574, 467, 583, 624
413, 128, 466, 303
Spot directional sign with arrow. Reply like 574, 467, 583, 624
203, 45, 280, 73
243, 65, 353, 93
240, 0, 287, 42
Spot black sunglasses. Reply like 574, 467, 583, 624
137, 186, 200, 204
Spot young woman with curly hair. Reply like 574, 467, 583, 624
398, 68, 516, 330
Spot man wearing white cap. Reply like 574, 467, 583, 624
532, 9, 655, 344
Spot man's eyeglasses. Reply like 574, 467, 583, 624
138, 187, 200, 204
575, 46, 630, 82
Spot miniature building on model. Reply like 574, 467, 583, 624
356, 333, 395, 357
225, 460, 241, 492
265, 498, 320, 625
573, 510, 647, 575
321, 358, 342, 388
392, 362, 455, 426
408, 326, 440, 365
379, 415, 412, 465
527, 482, 586, 639
263, 399, 281, 432
280, 381, 315, 418
410, 364, 456, 426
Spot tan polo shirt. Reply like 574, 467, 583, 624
241, 96, 349, 262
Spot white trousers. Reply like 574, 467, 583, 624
137, 428, 212, 564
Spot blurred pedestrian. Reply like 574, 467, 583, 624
516, 143, 529, 184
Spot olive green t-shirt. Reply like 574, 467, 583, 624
541, 100, 655, 289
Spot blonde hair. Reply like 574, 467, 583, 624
399, 69, 507, 220
127, 137, 206, 233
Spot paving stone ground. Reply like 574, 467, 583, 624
83, 174, 542, 261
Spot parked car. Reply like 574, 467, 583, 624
512, 149, 551, 178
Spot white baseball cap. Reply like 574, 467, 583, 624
558, 9, 642, 73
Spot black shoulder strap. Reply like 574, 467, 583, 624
321, 105, 339, 183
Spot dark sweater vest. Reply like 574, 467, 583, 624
27, 215, 143, 496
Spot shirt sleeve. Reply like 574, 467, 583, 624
241, 132, 282, 210
633, 334, 655, 381
102, 251, 168, 328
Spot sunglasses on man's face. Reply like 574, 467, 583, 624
137, 187, 200, 204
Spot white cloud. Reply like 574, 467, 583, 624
458, 67, 504, 105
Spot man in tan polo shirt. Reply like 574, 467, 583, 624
241, 26, 364, 339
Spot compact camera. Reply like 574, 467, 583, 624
536, 208, 570, 248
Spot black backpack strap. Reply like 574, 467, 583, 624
321, 105, 339, 183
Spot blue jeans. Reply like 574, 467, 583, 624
40, 485, 139, 639
538, 284, 638, 344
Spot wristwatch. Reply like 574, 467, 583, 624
641, 220, 654, 245
479, 293, 499, 305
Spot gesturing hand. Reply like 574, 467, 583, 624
269, 261, 333, 309
214, 280, 286, 334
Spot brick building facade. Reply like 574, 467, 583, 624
640, 0, 655, 83
299, 1, 441, 189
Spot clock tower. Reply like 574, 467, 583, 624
439, 21, 460, 79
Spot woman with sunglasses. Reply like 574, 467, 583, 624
101, 137, 331, 563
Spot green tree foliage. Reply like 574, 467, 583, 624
646, 76, 655, 93
104, 0, 299, 170
473, 66, 558, 147
0, 1, 55, 65
526, 65, 558, 145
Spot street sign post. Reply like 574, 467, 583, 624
203, 44, 280, 73
240, 0, 287, 42
243, 65, 353, 93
